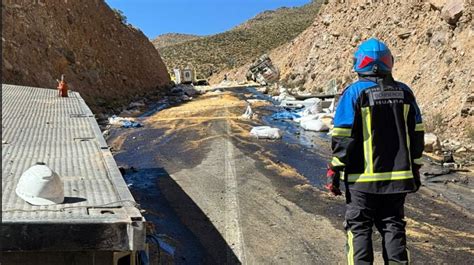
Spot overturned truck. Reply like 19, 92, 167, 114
246, 54, 280, 86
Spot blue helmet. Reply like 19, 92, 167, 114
353, 38, 393, 75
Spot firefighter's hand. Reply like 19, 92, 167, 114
413, 165, 422, 192
325, 165, 342, 196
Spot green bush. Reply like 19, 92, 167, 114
113, 8, 127, 24
425, 112, 443, 133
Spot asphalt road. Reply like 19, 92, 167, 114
108, 88, 473, 264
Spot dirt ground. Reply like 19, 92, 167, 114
108, 89, 473, 264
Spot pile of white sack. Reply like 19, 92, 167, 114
272, 86, 296, 102
271, 96, 336, 132
294, 98, 335, 132
296, 113, 334, 132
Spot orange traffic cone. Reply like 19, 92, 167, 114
56, 74, 68, 97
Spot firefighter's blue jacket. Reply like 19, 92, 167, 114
331, 75, 424, 194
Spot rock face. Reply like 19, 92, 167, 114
2, 0, 170, 113
222, 0, 473, 144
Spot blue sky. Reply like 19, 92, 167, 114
105, 0, 311, 39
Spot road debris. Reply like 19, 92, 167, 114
269, 91, 335, 133
108, 115, 142, 128
250, 126, 282, 139
271, 111, 301, 120
241, 104, 254, 119
272, 86, 296, 102
246, 54, 280, 86
423, 168, 452, 178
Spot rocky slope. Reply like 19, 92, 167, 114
221, 0, 473, 145
152, 33, 203, 49
155, 1, 322, 79
2, 0, 170, 113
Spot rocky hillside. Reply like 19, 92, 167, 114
2, 0, 170, 113
152, 33, 202, 49
155, 1, 322, 79
222, 0, 473, 145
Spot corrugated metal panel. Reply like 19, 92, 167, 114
1, 84, 145, 251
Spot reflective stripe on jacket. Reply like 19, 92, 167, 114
331, 75, 424, 194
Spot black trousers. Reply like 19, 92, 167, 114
345, 189, 409, 265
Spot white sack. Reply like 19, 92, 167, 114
300, 119, 329, 132
250, 126, 282, 139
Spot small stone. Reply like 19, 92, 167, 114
460, 94, 474, 117
351, 34, 361, 45
455, 147, 467, 153
443, 162, 457, 168
429, 0, 448, 10
4, 59, 13, 71
398, 31, 412, 39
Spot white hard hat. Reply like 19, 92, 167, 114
16, 163, 64, 205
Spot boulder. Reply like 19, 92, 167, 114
322, 14, 332, 26
455, 147, 467, 153
460, 94, 474, 117
429, 0, 448, 10
424, 133, 442, 152
441, 0, 464, 25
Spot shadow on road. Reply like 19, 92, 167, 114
158, 172, 241, 265
122, 166, 240, 265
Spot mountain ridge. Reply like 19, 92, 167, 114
154, 1, 322, 79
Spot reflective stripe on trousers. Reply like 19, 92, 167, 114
345, 190, 410, 265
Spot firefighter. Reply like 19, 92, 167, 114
325, 38, 424, 264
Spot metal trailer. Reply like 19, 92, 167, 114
1, 84, 146, 265
172, 67, 195, 85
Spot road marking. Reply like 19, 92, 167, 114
224, 115, 246, 264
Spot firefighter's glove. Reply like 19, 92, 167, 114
413, 164, 422, 192
325, 165, 342, 196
